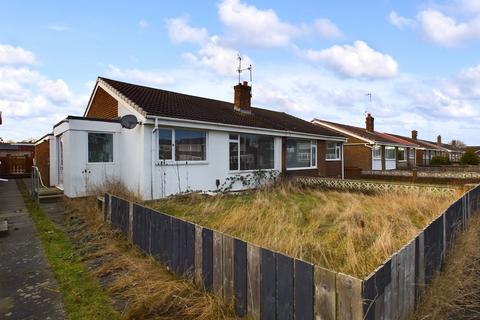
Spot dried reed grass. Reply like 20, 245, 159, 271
65, 196, 237, 320
149, 182, 456, 278
412, 215, 480, 320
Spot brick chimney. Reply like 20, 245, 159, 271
365, 113, 374, 132
411, 130, 418, 140
437, 135, 442, 146
234, 81, 252, 112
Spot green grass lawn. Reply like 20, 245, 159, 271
148, 184, 455, 277
17, 180, 120, 320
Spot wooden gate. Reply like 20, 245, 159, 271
9, 156, 27, 174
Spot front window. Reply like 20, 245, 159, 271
409, 149, 415, 159
373, 145, 381, 159
326, 142, 342, 160
229, 133, 274, 171
385, 146, 396, 160
286, 139, 317, 168
175, 129, 206, 161
398, 147, 406, 161
88, 133, 113, 163
159, 128, 206, 161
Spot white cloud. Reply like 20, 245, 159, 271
302, 40, 399, 79
138, 19, 149, 28
388, 11, 416, 29
166, 17, 209, 45
417, 9, 479, 47
313, 18, 343, 39
217, 0, 342, 47
0, 44, 36, 65
106, 65, 176, 87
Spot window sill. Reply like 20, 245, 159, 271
156, 160, 209, 166
87, 162, 115, 165
228, 168, 277, 174
325, 158, 341, 161
286, 166, 317, 171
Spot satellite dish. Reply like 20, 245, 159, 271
120, 114, 138, 129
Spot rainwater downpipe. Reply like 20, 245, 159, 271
150, 117, 159, 200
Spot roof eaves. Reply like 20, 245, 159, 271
98, 77, 148, 118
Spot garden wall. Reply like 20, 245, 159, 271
103, 183, 480, 319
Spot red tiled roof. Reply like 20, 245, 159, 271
314, 119, 412, 145
99, 77, 344, 138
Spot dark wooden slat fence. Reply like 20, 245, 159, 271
103, 183, 480, 319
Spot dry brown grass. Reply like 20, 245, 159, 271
148, 183, 457, 278
65, 196, 238, 320
413, 215, 480, 320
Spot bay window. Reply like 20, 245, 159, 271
326, 142, 342, 160
88, 133, 113, 163
229, 133, 274, 171
286, 139, 317, 169
159, 128, 206, 161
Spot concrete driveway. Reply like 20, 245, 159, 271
0, 179, 65, 319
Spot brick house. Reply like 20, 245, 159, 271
38, 77, 346, 199
312, 114, 418, 173
389, 131, 451, 166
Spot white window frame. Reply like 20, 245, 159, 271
87, 131, 115, 164
326, 141, 342, 161
286, 139, 318, 170
229, 133, 276, 172
385, 146, 396, 160
398, 147, 407, 162
373, 145, 381, 159
158, 127, 208, 164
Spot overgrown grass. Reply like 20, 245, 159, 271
148, 183, 457, 278
413, 215, 480, 319
65, 196, 238, 319
16, 180, 120, 320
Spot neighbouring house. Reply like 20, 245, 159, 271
34, 133, 54, 186
388, 131, 449, 166
440, 139, 464, 163
0, 142, 35, 178
312, 114, 418, 173
40, 77, 346, 199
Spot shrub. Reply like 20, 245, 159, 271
460, 150, 479, 165
431, 156, 451, 165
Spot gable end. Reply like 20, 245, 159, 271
85, 86, 118, 119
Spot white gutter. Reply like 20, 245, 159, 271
145, 115, 347, 142
150, 117, 158, 200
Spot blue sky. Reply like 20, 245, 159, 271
1, 0, 480, 144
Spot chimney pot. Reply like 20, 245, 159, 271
366, 113, 374, 132
437, 135, 442, 146
243, 81, 248, 86
412, 130, 418, 140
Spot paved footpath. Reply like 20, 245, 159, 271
0, 179, 65, 319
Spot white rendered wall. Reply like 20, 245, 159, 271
145, 126, 282, 200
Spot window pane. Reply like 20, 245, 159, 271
229, 142, 239, 170
398, 147, 405, 161
159, 129, 172, 160
240, 134, 274, 170
373, 145, 381, 159
175, 129, 206, 161
88, 133, 113, 162
311, 144, 317, 166
326, 142, 341, 160
286, 139, 311, 168
386, 147, 396, 159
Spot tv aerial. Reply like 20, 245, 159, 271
237, 54, 252, 85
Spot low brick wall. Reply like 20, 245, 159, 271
362, 169, 480, 180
